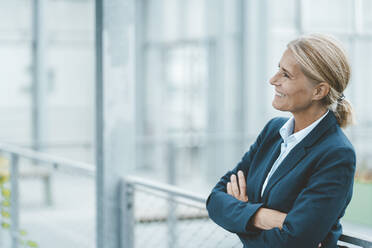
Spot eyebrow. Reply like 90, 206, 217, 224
278, 63, 294, 77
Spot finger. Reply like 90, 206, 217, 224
230, 174, 240, 197
227, 182, 233, 195
237, 170, 247, 197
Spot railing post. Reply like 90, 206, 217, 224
43, 174, 52, 206
167, 141, 177, 248
120, 179, 134, 248
10, 153, 20, 248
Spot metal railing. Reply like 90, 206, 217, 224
0, 142, 371, 248
120, 176, 242, 248
339, 235, 372, 248
0, 143, 94, 177
0, 142, 94, 248
121, 176, 372, 248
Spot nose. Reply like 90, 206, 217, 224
269, 72, 280, 86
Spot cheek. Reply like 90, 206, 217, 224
289, 86, 312, 99
299, 88, 314, 99
289, 89, 314, 108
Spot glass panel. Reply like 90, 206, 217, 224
362, 0, 372, 32
47, 1, 93, 32
146, 0, 241, 42
164, 45, 208, 133
0, 0, 31, 32
302, 0, 353, 32
353, 40, 372, 126
268, 0, 297, 31
183, 0, 207, 39
161, 0, 181, 42
147, 0, 208, 42
0, 47, 31, 144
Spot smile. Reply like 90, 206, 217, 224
275, 91, 285, 97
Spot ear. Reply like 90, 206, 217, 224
313, 82, 330, 101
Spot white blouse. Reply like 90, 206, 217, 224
260, 110, 329, 197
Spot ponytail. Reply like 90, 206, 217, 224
334, 99, 354, 128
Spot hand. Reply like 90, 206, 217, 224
226, 170, 248, 202
252, 208, 321, 247
252, 207, 287, 230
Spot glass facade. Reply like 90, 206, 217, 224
0, 1, 371, 245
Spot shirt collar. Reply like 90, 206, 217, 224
279, 110, 329, 144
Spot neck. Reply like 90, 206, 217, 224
292, 106, 328, 133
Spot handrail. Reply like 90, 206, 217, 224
339, 234, 372, 247
122, 176, 372, 248
0, 142, 95, 177
123, 175, 206, 203
0, 142, 95, 248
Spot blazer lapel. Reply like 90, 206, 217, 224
256, 139, 282, 201
261, 111, 338, 200
261, 145, 306, 200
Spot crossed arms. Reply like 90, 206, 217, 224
227, 170, 287, 231
206, 141, 355, 248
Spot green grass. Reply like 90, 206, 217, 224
343, 181, 372, 227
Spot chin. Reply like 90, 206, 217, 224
272, 101, 288, 112
272, 100, 281, 110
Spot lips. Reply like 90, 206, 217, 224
275, 91, 285, 97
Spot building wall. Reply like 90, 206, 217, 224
0, 0, 94, 162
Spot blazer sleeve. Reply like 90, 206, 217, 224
206, 120, 274, 234
239, 146, 356, 248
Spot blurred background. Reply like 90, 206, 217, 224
0, 0, 371, 247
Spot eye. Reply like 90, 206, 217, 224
277, 65, 290, 79
278, 68, 289, 78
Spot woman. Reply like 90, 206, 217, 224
206, 34, 355, 248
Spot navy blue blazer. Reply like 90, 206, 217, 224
206, 111, 356, 248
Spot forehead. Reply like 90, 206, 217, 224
280, 49, 300, 73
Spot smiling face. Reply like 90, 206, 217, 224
270, 49, 319, 114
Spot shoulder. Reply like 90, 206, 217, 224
319, 125, 355, 155
313, 126, 356, 168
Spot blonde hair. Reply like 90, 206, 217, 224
287, 34, 354, 128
